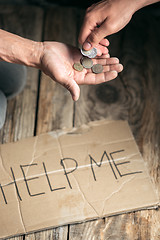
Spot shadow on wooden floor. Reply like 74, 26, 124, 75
0, 4, 160, 240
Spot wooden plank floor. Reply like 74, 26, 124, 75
0, 4, 160, 240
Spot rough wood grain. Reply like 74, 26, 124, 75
25, 6, 78, 240
25, 227, 68, 240
0, 5, 43, 240
0, 5, 43, 143
71, 10, 160, 240
0, 5, 160, 240
36, 7, 78, 135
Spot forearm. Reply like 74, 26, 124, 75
134, 0, 160, 11
0, 29, 42, 68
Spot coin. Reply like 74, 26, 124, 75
91, 64, 103, 74
73, 63, 83, 72
80, 47, 97, 58
81, 57, 93, 69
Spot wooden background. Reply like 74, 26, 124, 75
0, 4, 160, 240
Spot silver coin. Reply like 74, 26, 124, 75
73, 63, 83, 72
81, 57, 93, 69
80, 47, 97, 58
91, 64, 103, 74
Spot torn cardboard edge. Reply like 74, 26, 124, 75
0, 120, 159, 239
4, 205, 160, 240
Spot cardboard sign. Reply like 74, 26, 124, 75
0, 120, 159, 239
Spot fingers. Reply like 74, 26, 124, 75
84, 71, 118, 85
99, 38, 109, 47
103, 63, 123, 73
80, 39, 109, 56
77, 57, 123, 85
78, 13, 109, 55
96, 44, 108, 56
78, 9, 109, 49
93, 57, 123, 73
82, 20, 111, 51
78, 14, 95, 47
87, 63, 123, 74
95, 54, 110, 59
93, 57, 119, 64
62, 79, 80, 101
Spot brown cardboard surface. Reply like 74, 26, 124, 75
0, 120, 159, 239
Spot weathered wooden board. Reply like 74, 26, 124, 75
0, 5, 43, 240
0, 5, 160, 240
71, 10, 160, 240
25, 6, 78, 240
36, 6, 78, 135
0, 5, 43, 143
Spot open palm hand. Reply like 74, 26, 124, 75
40, 42, 123, 101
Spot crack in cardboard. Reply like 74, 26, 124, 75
0, 148, 27, 233
15, 191, 26, 234
32, 142, 140, 163
100, 175, 136, 216
50, 137, 134, 148
55, 130, 65, 161
0, 157, 143, 188
24, 136, 38, 177
0, 138, 39, 234
71, 172, 100, 217
55, 130, 101, 217
0, 120, 159, 239
0, 147, 13, 182
33, 145, 61, 161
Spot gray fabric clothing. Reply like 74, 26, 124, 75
0, 90, 7, 129
0, 61, 27, 99
0, 61, 27, 129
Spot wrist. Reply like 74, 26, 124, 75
12, 39, 44, 68
0, 29, 43, 68
133, 0, 159, 12
19, 40, 44, 69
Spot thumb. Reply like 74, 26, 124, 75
64, 79, 80, 101
83, 20, 110, 50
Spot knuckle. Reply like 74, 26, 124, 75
62, 80, 73, 93
89, 30, 99, 43
86, 7, 91, 13
78, 36, 82, 44
84, 11, 92, 22
86, 4, 95, 13
63, 81, 70, 90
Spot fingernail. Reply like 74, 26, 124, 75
83, 42, 92, 50
111, 71, 118, 76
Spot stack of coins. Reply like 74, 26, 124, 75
73, 47, 103, 74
